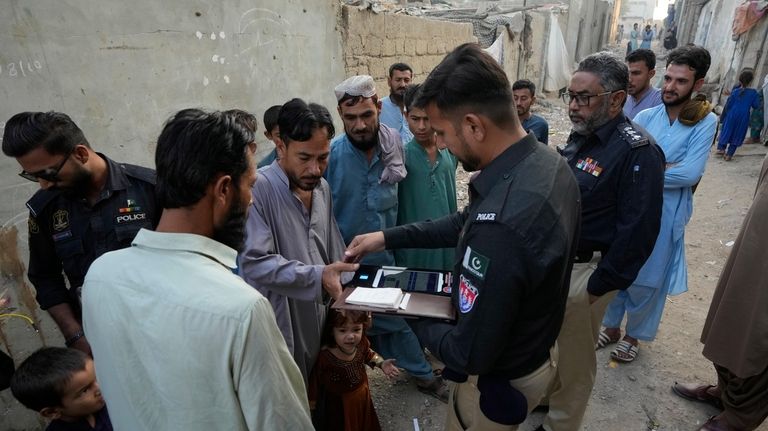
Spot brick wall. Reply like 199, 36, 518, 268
339, 5, 476, 94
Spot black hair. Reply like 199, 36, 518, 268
576, 51, 629, 93
388, 62, 413, 78
155, 108, 255, 209
626, 49, 656, 70
320, 309, 370, 348
224, 109, 258, 133
738, 69, 755, 87
415, 43, 516, 127
10, 347, 88, 411
278, 98, 335, 145
262, 105, 282, 133
666, 45, 711, 81
403, 83, 422, 112
2, 111, 90, 158
512, 79, 536, 96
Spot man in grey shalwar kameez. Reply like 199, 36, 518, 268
239, 99, 358, 381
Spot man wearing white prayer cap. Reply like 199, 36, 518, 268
324, 75, 449, 402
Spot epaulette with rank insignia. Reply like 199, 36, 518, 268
25, 189, 60, 218
617, 122, 650, 149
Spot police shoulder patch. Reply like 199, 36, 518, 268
617, 122, 649, 149
458, 275, 479, 314
28, 217, 40, 234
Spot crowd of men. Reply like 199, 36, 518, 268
1, 41, 767, 431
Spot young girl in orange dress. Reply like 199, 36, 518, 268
308, 310, 399, 431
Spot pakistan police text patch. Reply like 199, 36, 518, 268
462, 246, 489, 280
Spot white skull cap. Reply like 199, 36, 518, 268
334, 75, 377, 102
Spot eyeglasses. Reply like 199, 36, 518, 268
19, 149, 74, 183
561, 91, 616, 107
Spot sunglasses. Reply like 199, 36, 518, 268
19, 149, 74, 183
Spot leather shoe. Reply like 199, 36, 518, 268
671, 382, 723, 410
698, 415, 736, 431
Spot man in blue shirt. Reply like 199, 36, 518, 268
325, 75, 448, 401
602, 45, 716, 363
380, 62, 414, 144
623, 49, 663, 120
513, 79, 549, 144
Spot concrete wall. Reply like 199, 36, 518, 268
565, 0, 613, 61
622, 0, 656, 24
0, 1, 345, 428
339, 5, 476, 94
520, 12, 544, 88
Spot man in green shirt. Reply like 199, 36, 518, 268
395, 84, 458, 271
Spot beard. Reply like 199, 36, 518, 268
59, 167, 93, 198
663, 87, 694, 107
570, 99, 611, 135
628, 83, 646, 96
455, 133, 482, 172
212, 195, 248, 252
347, 124, 379, 152
288, 171, 321, 192
390, 91, 404, 105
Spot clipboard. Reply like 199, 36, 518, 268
332, 287, 456, 321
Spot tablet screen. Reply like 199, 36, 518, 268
375, 268, 451, 296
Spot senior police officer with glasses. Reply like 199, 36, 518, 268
536, 52, 666, 431
2, 111, 159, 356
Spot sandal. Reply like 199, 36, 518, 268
715, 149, 725, 156
610, 340, 639, 363
595, 329, 620, 350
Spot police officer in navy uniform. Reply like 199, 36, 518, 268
2, 111, 159, 356
345, 43, 581, 429
536, 52, 666, 431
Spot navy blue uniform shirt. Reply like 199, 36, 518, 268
385, 134, 581, 379
559, 113, 665, 296
26, 154, 159, 315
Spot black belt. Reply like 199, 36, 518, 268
573, 251, 599, 263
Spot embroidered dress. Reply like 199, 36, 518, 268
308, 337, 381, 431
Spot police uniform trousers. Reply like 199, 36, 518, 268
542, 255, 616, 431
446, 345, 559, 430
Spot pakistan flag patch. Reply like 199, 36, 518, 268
462, 246, 489, 280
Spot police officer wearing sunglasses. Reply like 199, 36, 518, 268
2, 111, 159, 355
